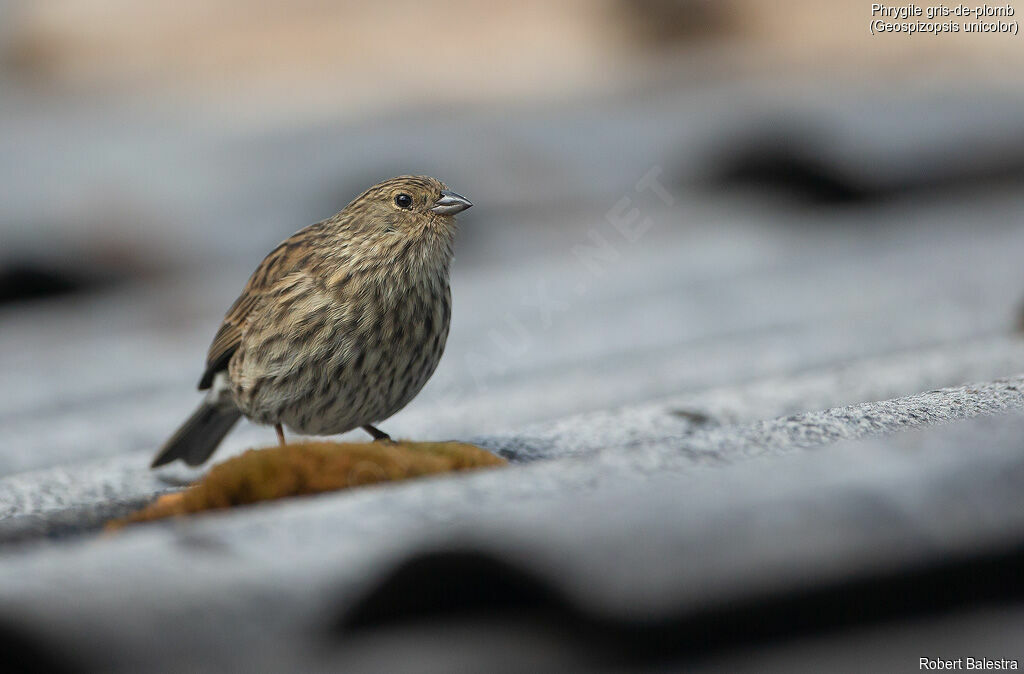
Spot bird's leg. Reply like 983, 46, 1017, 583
275, 423, 286, 446
362, 425, 392, 442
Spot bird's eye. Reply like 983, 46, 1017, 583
394, 193, 413, 209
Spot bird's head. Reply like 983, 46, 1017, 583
345, 175, 472, 239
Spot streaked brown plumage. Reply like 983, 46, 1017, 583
151, 176, 471, 468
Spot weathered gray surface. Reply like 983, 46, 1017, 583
2, 398, 1024, 673
3, 76, 1024, 672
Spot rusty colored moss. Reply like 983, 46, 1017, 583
110, 441, 505, 528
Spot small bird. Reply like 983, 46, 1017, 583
151, 176, 472, 468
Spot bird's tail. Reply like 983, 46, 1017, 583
151, 401, 241, 468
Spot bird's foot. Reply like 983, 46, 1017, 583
362, 424, 393, 442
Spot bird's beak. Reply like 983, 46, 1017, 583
430, 190, 473, 215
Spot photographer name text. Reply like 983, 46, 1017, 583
920, 658, 1019, 670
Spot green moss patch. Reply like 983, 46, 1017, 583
111, 441, 505, 528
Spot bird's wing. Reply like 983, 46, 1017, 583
198, 237, 307, 390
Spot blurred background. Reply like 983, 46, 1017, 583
2, 0, 1024, 468
4, 3, 1024, 671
